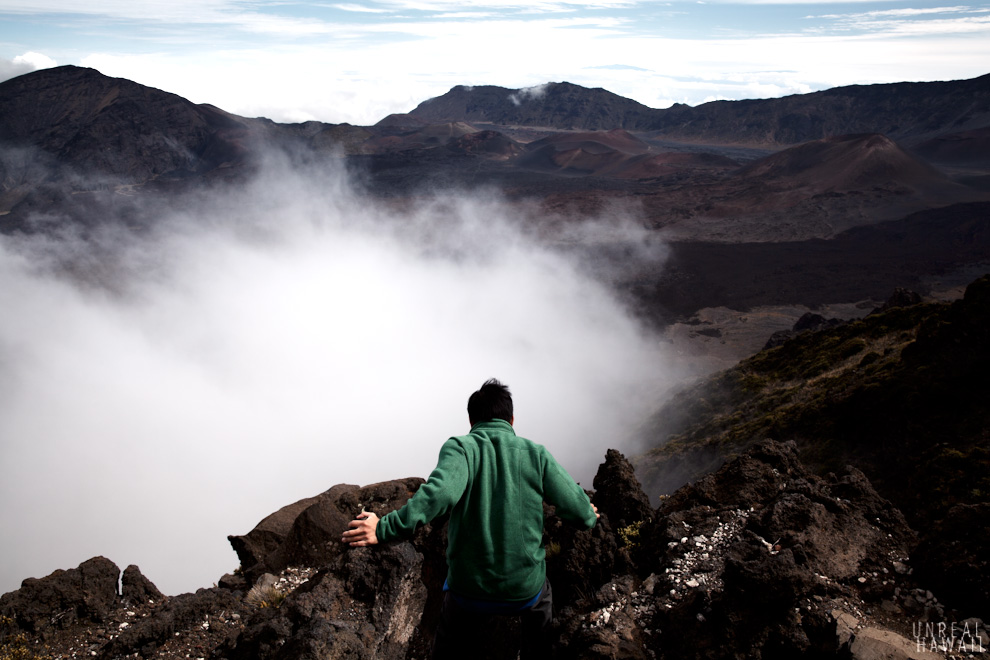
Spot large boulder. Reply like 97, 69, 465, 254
219, 477, 447, 660
228, 477, 425, 583
227, 493, 326, 570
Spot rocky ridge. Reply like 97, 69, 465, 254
2, 442, 986, 660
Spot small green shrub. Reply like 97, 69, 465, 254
245, 583, 287, 609
618, 521, 644, 548
0, 617, 50, 660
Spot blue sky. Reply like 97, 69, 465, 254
0, 1, 988, 126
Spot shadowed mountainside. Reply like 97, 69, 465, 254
0, 65, 258, 183
410, 75, 990, 147
636, 274, 990, 617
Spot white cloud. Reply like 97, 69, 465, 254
0, 150, 676, 597
802, 5, 990, 36
0, 52, 57, 83
508, 83, 550, 106
333, 3, 392, 13
810, 6, 972, 19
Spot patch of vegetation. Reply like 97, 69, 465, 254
245, 583, 287, 609
617, 521, 644, 548
0, 617, 50, 660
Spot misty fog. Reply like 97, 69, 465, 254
0, 152, 679, 596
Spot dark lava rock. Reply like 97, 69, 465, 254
566, 440, 920, 660
224, 541, 432, 660
875, 287, 923, 313
592, 449, 654, 529
219, 477, 448, 660
229, 477, 425, 583
912, 502, 990, 617
121, 565, 164, 607
228, 493, 327, 572
764, 312, 846, 349
0, 556, 120, 638
1, 442, 949, 660
98, 587, 242, 659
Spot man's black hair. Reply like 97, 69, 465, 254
467, 378, 513, 425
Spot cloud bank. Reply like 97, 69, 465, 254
0, 52, 57, 84
0, 153, 676, 596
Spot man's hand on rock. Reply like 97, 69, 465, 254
341, 510, 380, 547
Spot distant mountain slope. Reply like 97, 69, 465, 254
655, 74, 990, 146
408, 82, 659, 130
0, 65, 256, 182
913, 125, 990, 167
411, 75, 990, 147
736, 133, 949, 191
628, 133, 985, 243
0, 66, 355, 229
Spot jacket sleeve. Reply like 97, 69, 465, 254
541, 449, 597, 530
376, 439, 470, 542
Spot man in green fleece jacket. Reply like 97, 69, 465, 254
341, 378, 598, 658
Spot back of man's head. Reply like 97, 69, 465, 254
467, 378, 513, 426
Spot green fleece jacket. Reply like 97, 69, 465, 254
377, 419, 597, 602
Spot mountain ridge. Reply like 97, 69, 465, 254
410, 74, 990, 146
2, 65, 989, 336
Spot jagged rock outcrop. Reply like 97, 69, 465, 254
0, 557, 121, 637
592, 449, 653, 529
221, 477, 446, 660
560, 441, 927, 660
121, 564, 165, 606
223, 541, 436, 660
2, 442, 981, 660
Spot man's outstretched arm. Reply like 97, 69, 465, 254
341, 510, 380, 547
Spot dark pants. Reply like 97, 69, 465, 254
431, 580, 553, 660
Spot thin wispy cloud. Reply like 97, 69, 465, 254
804, 4, 990, 34
811, 5, 972, 19
806, 6, 990, 38
333, 3, 392, 13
